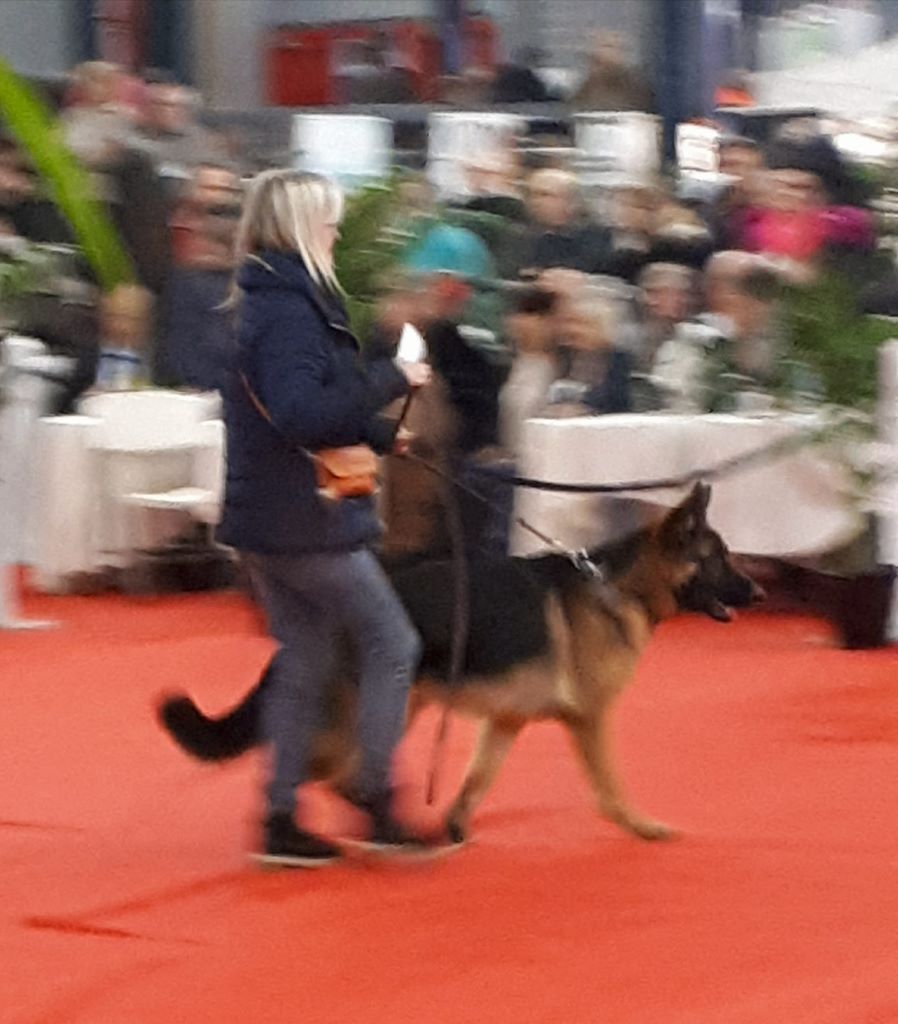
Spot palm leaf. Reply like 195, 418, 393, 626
333, 180, 398, 340
0, 59, 134, 291
784, 270, 895, 407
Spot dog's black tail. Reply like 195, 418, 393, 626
156, 657, 273, 762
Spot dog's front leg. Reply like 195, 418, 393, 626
445, 716, 522, 844
566, 699, 675, 841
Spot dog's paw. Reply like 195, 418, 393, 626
603, 803, 677, 841
446, 818, 467, 845
628, 818, 677, 841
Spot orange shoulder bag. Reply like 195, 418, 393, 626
240, 372, 379, 501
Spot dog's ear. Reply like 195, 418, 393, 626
660, 482, 711, 551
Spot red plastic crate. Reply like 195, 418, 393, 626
265, 17, 495, 107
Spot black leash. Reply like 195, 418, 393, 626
424, 458, 469, 805
390, 389, 470, 806
402, 449, 614, 576
463, 427, 826, 495
394, 392, 414, 434
399, 400, 830, 806
403, 416, 835, 580
405, 447, 616, 808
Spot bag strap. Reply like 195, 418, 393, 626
239, 370, 275, 429
238, 370, 321, 467
238, 371, 379, 475
236, 256, 367, 463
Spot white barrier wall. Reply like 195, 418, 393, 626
427, 112, 525, 200
291, 115, 393, 188
573, 111, 661, 187
878, 340, 898, 566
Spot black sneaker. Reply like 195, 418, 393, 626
253, 812, 341, 869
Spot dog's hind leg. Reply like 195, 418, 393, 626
565, 700, 674, 841
445, 717, 522, 844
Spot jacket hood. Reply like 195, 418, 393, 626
237, 250, 317, 293
237, 250, 349, 326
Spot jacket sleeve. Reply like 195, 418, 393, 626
246, 292, 409, 449
365, 412, 401, 454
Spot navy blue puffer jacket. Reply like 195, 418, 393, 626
218, 251, 408, 555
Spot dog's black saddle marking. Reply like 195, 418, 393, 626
388, 531, 646, 685
392, 558, 552, 682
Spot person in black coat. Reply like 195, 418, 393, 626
508, 168, 612, 280
492, 48, 552, 104
159, 206, 241, 391
219, 170, 433, 866
159, 263, 232, 391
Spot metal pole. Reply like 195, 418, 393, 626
439, 0, 464, 75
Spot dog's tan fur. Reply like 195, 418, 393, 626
159, 483, 761, 845
441, 525, 696, 841
308, 514, 705, 843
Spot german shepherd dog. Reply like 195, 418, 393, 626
159, 484, 762, 843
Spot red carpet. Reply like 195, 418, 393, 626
3, 583, 898, 1024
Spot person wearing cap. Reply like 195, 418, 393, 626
401, 221, 507, 453
704, 136, 766, 250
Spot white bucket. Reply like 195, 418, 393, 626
291, 115, 393, 188
427, 111, 525, 199
573, 111, 661, 187
676, 122, 720, 174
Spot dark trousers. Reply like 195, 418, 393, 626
245, 549, 421, 815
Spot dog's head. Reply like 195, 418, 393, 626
660, 483, 765, 622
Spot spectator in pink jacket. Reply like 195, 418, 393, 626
734, 135, 875, 278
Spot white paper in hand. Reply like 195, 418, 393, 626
396, 322, 427, 365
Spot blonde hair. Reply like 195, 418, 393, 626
231, 169, 344, 300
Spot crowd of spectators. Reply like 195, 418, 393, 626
1, 60, 241, 410
365, 124, 880, 475
0, 49, 892, 563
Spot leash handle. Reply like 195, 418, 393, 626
392, 392, 415, 445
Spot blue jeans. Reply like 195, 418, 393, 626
245, 550, 421, 816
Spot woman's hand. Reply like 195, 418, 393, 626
399, 361, 432, 390
392, 427, 414, 456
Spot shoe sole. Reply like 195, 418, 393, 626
250, 852, 340, 870
338, 838, 460, 862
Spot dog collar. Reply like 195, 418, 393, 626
570, 549, 607, 583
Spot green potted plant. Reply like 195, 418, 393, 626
781, 272, 898, 647
333, 176, 411, 341
0, 60, 137, 618
0, 59, 133, 293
